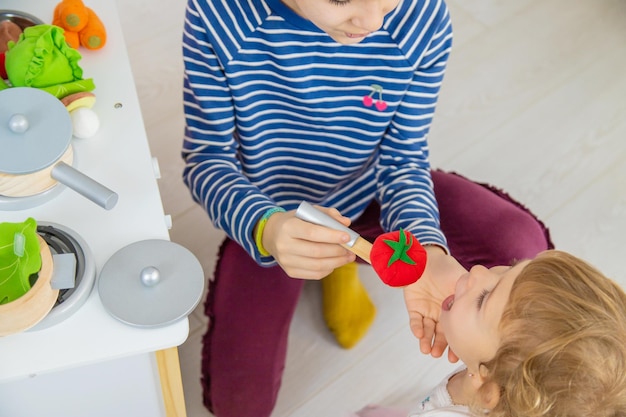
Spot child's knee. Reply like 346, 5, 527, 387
495, 207, 553, 263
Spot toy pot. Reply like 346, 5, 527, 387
0, 9, 45, 30
0, 235, 59, 336
0, 87, 118, 210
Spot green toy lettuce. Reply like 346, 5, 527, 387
4, 24, 94, 97
0, 218, 42, 305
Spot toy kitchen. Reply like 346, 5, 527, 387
0, 2, 203, 417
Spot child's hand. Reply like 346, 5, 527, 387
262, 207, 357, 279
403, 246, 465, 362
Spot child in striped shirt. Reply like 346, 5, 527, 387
181, 0, 552, 415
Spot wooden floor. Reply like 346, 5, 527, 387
119, 0, 626, 415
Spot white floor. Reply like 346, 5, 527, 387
118, 0, 626, 415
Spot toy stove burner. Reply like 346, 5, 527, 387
28, 222, 96, 331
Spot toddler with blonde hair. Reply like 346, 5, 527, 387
353, 250, 626, 417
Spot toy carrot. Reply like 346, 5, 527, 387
52, 0, 106, 50
53, 0, 89, 32
52, 0, 84, 48
78, 7, 106, 50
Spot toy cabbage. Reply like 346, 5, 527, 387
0, 218, 42, 304
4, 24, 83, 88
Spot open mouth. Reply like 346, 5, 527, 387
442, 294, 455, 311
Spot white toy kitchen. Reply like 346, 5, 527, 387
0, 2, 202, 416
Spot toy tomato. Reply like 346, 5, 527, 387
370, 228, 427, 287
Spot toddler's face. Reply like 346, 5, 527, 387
440, 261, 530, 370
281, 0, 401, 44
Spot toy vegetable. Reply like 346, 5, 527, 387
0, 20, 22, 54
4, 23, 96, 99
62, 91, 100, 138
370, 228, 427, 287
0, 20, 21, 80
53, 0, 107, 50
4, 24, 83, 88
0, 218, 41, 304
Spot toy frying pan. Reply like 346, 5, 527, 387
0, 87, 118, 209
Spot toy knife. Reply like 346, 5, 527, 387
295, 201, 372, 264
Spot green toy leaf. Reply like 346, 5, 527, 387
383, 227, 417, 267
40, 78, 96, 99
0, 218, 41, 304
371, 228, 427, 287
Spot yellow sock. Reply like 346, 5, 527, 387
322, 262, 376, 349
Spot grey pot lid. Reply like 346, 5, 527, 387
0, 87, 72, 174
98, 240, 204, 328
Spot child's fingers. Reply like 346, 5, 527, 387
418, 317, 437, 354
313, 205, 352, 227
408, 309, 425, 339
277, 252, 354, 280
447, 347, 459, 363
429, 324, 449, 358
296, 219, 352, 246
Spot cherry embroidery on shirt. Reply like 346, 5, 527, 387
363, 84, 388, 111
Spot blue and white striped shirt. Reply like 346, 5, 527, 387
182, 0, 453, 265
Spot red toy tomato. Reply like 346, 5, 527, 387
370, 228, 427, 287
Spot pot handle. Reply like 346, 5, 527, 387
51, 162, 118, 210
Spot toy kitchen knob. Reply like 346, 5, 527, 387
98, 240, 204, 327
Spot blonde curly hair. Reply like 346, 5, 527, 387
477, 250, 626, 417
